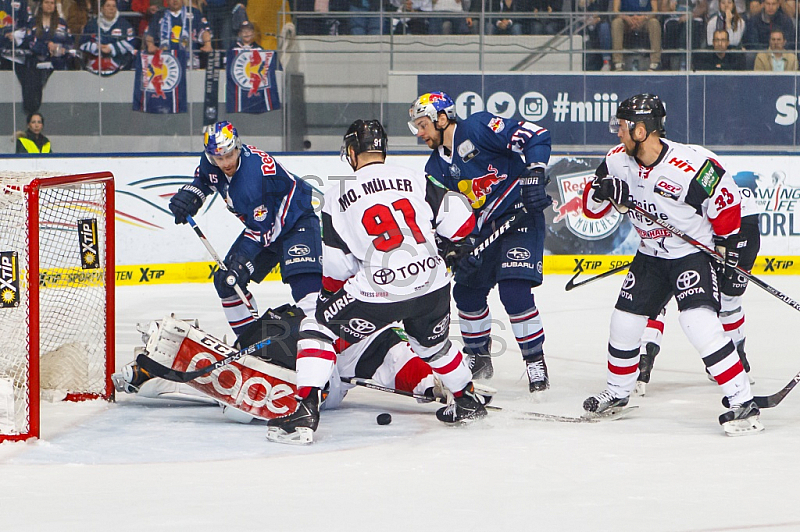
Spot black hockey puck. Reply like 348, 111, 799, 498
377, 413, 392, 425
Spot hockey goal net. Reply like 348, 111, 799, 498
0, 172, 115, 442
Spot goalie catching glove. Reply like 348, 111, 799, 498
591, 175, 633, 213
519, 164, 552, 213
168, 185, 205, 224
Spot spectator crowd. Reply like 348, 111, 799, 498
0, 0, 797, 120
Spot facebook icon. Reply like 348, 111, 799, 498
455, 92, 484, 119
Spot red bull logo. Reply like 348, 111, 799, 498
458, 165, 507, 209
0, 11, 12, 28
232, 50, 273, 96
143, 50, 180, 98
552, 171, 623, 240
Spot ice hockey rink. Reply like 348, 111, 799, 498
2, 274, 800, 532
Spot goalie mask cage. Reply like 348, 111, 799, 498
0, 172, 115, 442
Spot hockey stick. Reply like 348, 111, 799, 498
631, 205, 800, 313
342, 377, 502, 410
185, 215, 258, 319
723, 372, 800, 409
468, 207, 528, 261
565, 261, 631, 291
136, 338, 272, 383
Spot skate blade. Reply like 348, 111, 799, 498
582, 405, 639, 421
722, 417, 765, 437
266, 426, 314, 445
634, 381, 646, 396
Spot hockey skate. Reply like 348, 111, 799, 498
465, 345, 493, 380
525, 357, 550, 392
634, 342, 659, 396
719, 399, 764, 436
583, 389, 630, 417
436, 383, 488, 424
266, 388, 321, 445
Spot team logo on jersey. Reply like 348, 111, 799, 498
253, 205, 268, 222
552, 170, 623, 240
507, 247, 531, 261
457, 165, 507, 209
372, 268, 396, 286
457, 140, 479, 162
288, 244, 310, 257
142, 50, 181, 98
232, 50, 274, 97
654, 178, 682, 200
448, 164, 461, 178
348, 318, 376, 335
0, 251, 19, 308
78, 218, 100, 269
488, 117, 505, 133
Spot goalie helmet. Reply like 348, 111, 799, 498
408, 92, 456, 134
609, 93, 667, 136
341, 119, 387, 168
204, 121, 242, 158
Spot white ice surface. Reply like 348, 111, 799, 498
2, 276, 800, 531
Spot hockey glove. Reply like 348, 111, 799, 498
714, 233, 745, 287
591, 176, 633, 213
216, 254, 255, 292
168, 185, 205, 224
519, 165, 552, 214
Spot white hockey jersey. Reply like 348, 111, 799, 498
584, 139, 742, 259
321, 162, 475, 302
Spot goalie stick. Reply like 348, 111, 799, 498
631, 204, 800, 313
186, 215, 258, 319
565, 261, 631, 291
136, 338, 271, 383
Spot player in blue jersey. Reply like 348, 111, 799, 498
168, 121, 322, 336
408, 91, 553, 392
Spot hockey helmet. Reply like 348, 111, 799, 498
609, 93, 667, 136
408, 92, 456, 134
341, 119, 388, 167
204, 121, 242, 159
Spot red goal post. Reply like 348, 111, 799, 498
0, 172, 115, 442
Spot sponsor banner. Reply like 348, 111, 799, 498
0, 251, 19, 308
5, 154, 800, 274
78, 218, 100, 270
418, 74, 800, 146
545, 255, 800, 275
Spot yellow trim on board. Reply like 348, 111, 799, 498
111, 256, 800, 286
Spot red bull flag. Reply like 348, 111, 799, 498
133, 50, 187, 114
226, 48, 280, 114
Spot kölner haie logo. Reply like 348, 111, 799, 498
0, 251, 19, 308
78, 219, 100, 270
551, 171, 623, 240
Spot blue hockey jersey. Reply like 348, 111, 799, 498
424, 112, 551, 228
191, 144, 316, 261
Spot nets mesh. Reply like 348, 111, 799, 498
0, 172, 110, 439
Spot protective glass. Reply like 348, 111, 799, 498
608, 117, 634, 134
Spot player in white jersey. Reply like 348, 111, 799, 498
266, 120, 486, 443
581, 93, 763, 435
636, 164, 761, 394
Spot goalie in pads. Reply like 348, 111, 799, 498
113, 304, 476, 444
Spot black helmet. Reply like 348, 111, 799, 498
341, 119, 388, 165
612, 93, 666, 136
